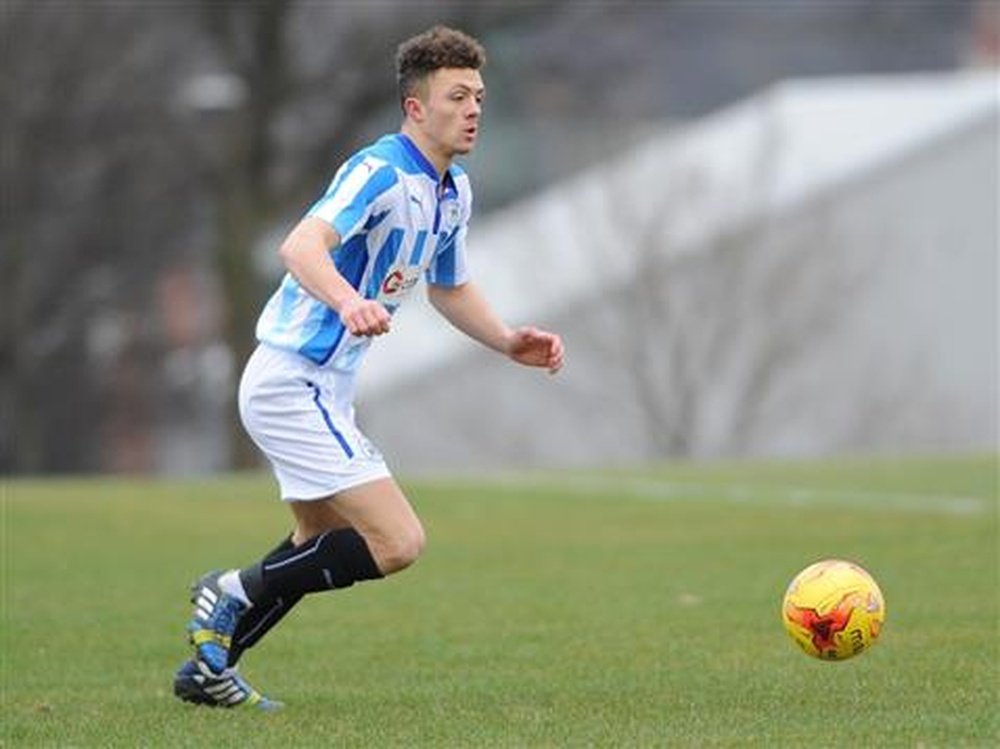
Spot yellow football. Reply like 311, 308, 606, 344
782, 559, 886, 660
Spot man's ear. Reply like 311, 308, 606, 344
403, 96, 424, 123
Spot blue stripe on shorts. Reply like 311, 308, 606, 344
306, 381, 354, 459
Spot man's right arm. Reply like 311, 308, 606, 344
278, 216, 391, 337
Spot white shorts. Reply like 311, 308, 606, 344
238, 344, 391, 501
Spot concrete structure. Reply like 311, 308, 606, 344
358, 72, 998, 474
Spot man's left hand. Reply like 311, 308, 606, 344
507, 327, 565, 374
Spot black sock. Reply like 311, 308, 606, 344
239, 527, 383, 603
227, 529, 383, 666
228, 534, 300, 667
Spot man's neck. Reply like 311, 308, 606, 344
400, 124, 451, 180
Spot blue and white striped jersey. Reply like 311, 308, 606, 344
256, 133, 472, 370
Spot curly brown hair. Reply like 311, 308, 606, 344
395, 25, 486, 106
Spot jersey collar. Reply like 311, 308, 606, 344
397, 133, 457, 192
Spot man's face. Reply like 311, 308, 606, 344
410, 67, 484, 158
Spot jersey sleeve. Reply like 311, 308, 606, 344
306, 157, 398, 240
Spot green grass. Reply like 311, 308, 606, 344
2, 454, 997, 747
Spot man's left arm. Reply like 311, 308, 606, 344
427, 282, 564, 374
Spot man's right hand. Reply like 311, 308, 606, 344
339, 296, 392, 337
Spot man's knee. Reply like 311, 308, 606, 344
374, 523, 426, 575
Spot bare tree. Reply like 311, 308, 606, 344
0, 2, 205, 472
583, 118, 876, 459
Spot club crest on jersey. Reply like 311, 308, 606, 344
442, 200, 461, 226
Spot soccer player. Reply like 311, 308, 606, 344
173, 25, 564, 710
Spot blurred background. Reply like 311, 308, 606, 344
2, 0, 997, 477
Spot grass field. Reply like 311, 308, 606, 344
2, 453, 997, 747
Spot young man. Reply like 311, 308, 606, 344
173, 25, 564, 710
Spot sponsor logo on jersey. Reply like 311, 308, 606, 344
381, 267, 421, 297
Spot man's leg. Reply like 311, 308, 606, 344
192, 477, 424, 673
237, 477, 424, 605
226, 503, 359, 666
225, 535, 292, 666
224, 535, 297, 667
